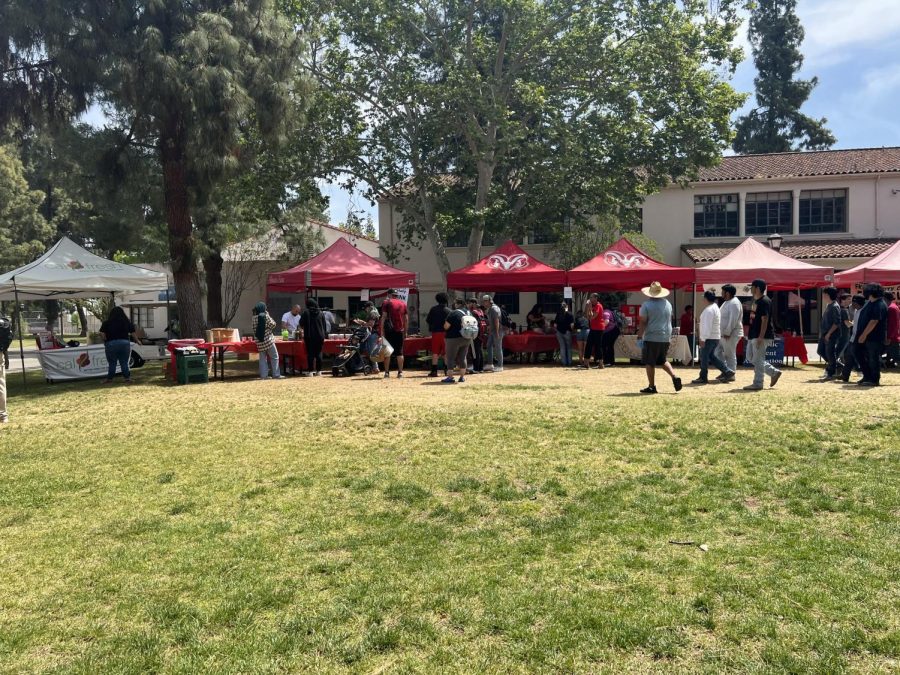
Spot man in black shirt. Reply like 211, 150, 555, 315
855, 283, 888, 386
744, 278, 782, 390
818, 287, 842, 379
425, 293, 451, 377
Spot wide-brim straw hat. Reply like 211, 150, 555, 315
641, 281, 670, 298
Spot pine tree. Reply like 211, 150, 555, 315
733, 0, 835, 154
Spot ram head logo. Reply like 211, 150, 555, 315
605, 251, 648, 268
487, 253, 529, 271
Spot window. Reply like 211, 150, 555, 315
446, 230, 469, 247
491, 292, 519, 315
745, 191, 792, 235
530, 223, 557, 244
316, 296, 334, 309
131, 307, 154, 329
799, 189, 847, 233
348, 296, 365, 319
536, 292, 563, 315
694, 194, 739, 237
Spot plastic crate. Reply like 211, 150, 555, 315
175, 350, 209, 385
765, 339, 784, 366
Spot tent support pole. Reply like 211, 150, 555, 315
798, 287, 804, 338
13, 280, 27, 387
692, 283, 698, 363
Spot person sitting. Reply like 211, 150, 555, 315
527, 304, 547, 332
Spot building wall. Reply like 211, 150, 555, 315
641, 173, 900, 267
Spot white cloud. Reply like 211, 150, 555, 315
861, 62, 900, 97
800, 0, 900, 67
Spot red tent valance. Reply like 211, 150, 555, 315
834, 239, 900, 286
266, 238, 417, 292
568, 237, 695, 291
695, 237, 834, 290
446, 240, 567, 291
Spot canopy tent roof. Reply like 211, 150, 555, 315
446, 240, 567, 291
0, 237, 168, 301
266, 237, 417, 293
568, 237, 695, 291
694, 237, 834, 290
834, 239, 900, 286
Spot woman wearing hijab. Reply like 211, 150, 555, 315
300, 298, 328, 376
99, 306, 136, 383
252, 301, 282, 379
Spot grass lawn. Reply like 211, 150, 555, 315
1, 361, 898, 672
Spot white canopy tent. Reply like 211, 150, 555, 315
0, 237, 169, 384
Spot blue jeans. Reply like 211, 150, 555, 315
486, 332, 504, 369
699, 338, 729, 380
747, 338, 780, 387
258, 342, 280, 378
105, 339, 132, 380
556, 331, 572, 365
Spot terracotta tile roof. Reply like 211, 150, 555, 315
682, 238, 900, 264
696, 147, 900, 182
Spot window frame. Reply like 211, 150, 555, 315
799, 189, 847, 234
491, 292, 520, 315
693, 193, 740, 238
744, 191, 792, 236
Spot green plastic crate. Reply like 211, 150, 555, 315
175, 351, 209, 385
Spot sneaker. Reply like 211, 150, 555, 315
495, 367, 504, 373
300, 372, 311, 377
640, 386, 658, 394
715, 372, 728, 381
441, 376, 456, 384
458, 376, 466, 383
720, 371, 736, 383
673, 377, 683, 392
274, 375, 284, 380
428, 369, 438, 377
691, 377, 708, 385
397, 372, 403, 378
483, 366, 495, 373
383, 372, 390, 379
743, 384, 764, 391
857, 379, 877, 387
770, 371, 782, 388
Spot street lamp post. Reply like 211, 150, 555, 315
767, 232, 784, 252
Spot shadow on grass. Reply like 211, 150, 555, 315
5, 367, 170, 403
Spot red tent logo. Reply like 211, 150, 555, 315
605, 251, 647, 268
67, 259, 85, 270
488, 253, 529, 271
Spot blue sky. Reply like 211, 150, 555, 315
82, 0, 900, 233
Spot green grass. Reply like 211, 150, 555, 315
1, 364, 899, 672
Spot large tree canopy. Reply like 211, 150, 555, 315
0, 144, 54, 271
733, 0, 835, 154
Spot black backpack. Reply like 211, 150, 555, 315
499, 307, 513, 329
0, 316, 12, 353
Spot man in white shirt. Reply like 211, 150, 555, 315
694, 290, 734, 384
715, 284, 743, 380
323, 308, 337, 334
281, 305, 301, 334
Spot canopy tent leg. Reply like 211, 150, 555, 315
797, 287, 804, 337
13, 281, 27, 387
692, 283, 698, 363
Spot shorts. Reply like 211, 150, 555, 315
431, 331, 446, 354
577, 328, 589, 342
385, 330, 405, 354
445, 337, 471, 370
642, 340, 669, 366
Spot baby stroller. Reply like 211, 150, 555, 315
332, 325, 376, 377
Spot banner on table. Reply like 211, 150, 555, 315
36, 345, 111, 380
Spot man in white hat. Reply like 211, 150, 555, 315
637, 281, 682, 394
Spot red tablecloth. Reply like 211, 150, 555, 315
278, 336, 433, 372
782, 335, 809, 364
503, 332, 561, 353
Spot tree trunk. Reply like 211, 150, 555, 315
160, 118, 206, 338
75, 301, 88, 337
466, 159, 495, 264
44, 300, 60, 332
416, 188, 453, 286
203, 251, 224, 328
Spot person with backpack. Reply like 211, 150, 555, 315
443, 298, 477, 383
0, 313, 12, 424
481, 295, 505, 373
466, 297, 486, 373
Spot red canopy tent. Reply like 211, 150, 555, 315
568, 237, 695, 291
267, 238, 417, 292
834, 239, 900, 287
695, 237, 834, 290
446, 240, 567, 291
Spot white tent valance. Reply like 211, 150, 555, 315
0, 237, 168, 300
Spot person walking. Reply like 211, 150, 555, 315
836, 293, 852, 367
855, 283, 888, 386
99, 306, 136, 384
714, 284, 742, 381
600, 305, 621, 367
554, 302, 575, 366
693, 291, 733, 384
482, 295, 504, 373
380, 289, 408, 378
637, 281, 682, 394
743, 279, 782, 391
0, 313, 11, 424
817, 287, 842, 380
583, 293, 606, 369
252, 302, 282, 380
467, 297, 486, 373
425, 293, 451, 377
838, 294, 866, 382
884, 291, 900, 368
300, 298, 328, 376
442, 299, 475, 384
